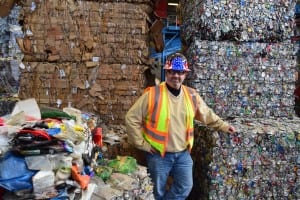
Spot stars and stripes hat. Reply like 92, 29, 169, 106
163, 53, 190, 71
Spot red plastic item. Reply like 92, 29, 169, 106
154, 0, 168, 18
92, 127, 103, 147
0, 118, 4, 126
71, 164, 90, 190
18, 128, 51, 140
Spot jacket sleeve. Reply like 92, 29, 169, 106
194, 94, 230, 132
125, 92, 152, 152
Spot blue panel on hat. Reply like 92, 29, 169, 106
171, 57, 185, 71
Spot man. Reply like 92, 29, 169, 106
125, 52, 236, 199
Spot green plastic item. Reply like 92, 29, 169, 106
41, 110, 76, 120
94, 166, 113, 181
107, 156, 137, 174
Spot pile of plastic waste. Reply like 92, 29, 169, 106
0, 98, 154, 200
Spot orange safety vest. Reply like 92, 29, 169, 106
142, 82, 197, 157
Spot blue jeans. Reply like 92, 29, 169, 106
146, 150, 193, 200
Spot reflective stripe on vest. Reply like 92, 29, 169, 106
142, 82, 197, 156
182, 86, 197, 150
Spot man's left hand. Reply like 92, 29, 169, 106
227, 125, 236, 134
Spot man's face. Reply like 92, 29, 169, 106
165, 70, 187, 89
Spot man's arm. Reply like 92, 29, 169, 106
194, 95, 235, 134
125, 93, 152, 152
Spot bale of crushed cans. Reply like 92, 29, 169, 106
181, 0, 297, 118
180, 0, 296, 43
190, 117, 300, 200
186, 40, 297, 119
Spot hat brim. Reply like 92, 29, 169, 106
163, 66, 191, 71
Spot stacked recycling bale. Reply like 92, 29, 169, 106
186, 40, 296, 118
0, 5, 22, 116
191, 118, 300, 200
181, 0, 297, 119
179, 0, 299, 199
0, 5, 22, 95
17, 0, 153, 125
181, 0, 295, 43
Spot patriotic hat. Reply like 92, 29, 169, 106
163, 53, 190, 71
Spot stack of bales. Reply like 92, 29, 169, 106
179, 1, 300, 199
17, 0, 153, 124
181, 0, 296, 118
